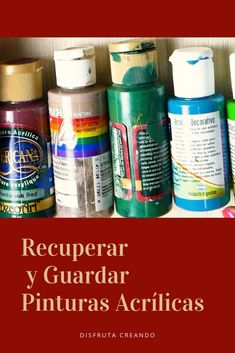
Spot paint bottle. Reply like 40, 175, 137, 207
168, 47, 230, 211
48, 47, 114, 217
107, 40, 172, 218
226, 53, 235, 195
0, 59, 55, 218
222, 206, 235, 218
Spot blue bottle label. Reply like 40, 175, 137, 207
169, 111, 225, 200
0, 125, 54, 217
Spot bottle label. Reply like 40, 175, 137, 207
0, 125, 54, 217
53, 152, 113, 212
50, 111, 113, 212
110, 123, 132, 200
228, 119, 235, 191
92, 153, 114, 211
132, 125, 171, 201
110, 123, 171, 202
50, 112, 110, 157
169, 111, 225, 200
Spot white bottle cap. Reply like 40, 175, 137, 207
169, 47, 215, 98
229, 53, 235, 99
54, 46, 96, 88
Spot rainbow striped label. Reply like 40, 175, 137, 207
50, 113, 110, 158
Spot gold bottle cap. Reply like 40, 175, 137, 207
0, 58, 43, 102
108, 40, 158, 85
108, 39, 156, 53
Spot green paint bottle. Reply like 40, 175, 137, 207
107, 40, 172, 218
227, 53, 235, 194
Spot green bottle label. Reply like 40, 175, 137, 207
0, 125, 54, 217
227, 119, 235, 192
111, 123, 171, 202
132, 125, 171, 201
111, 123, 132, 200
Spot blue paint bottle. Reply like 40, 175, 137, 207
168, 47, 230, 211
